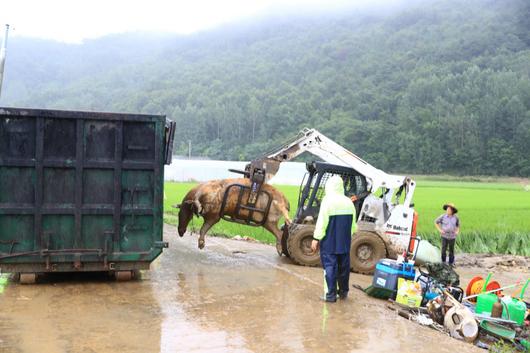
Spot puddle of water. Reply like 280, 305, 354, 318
0, 272, 162, 353
0, 226, 487, 353
153, 231, 473, 353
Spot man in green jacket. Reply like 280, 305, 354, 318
311, 175, 356, 302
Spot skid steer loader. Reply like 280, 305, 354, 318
230, 128, 419, 274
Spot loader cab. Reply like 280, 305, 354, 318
294, 161, 368, 224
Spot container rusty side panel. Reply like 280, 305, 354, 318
0, 107, 169, 273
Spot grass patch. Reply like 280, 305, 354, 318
164, 180, 530, 255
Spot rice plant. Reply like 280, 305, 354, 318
164, 179, 530, 255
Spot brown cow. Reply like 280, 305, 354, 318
176, 178, 291, 252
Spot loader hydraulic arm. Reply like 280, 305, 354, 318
245, 128, 416, 208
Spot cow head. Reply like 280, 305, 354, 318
177, 199, 199, 237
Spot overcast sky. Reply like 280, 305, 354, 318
0, 0, 402, 43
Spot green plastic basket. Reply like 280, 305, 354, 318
365, 285, 395, 299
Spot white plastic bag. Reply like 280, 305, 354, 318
414, 240, 441, 264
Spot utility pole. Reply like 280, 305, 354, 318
0, 24, 10, 100
188, 140, 192, 159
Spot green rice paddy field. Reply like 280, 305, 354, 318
164, 180, 530, 256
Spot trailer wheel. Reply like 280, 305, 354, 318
350, 231, 387, 274
114, 270, 134, 281
19, 273, 37, 284
286, 225, 320, 267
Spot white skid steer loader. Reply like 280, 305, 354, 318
230, 128, 420, 274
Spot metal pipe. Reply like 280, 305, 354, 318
463, 281, 522, 301
0, 24, 10, 100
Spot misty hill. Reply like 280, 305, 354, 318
2, 0, 530, 176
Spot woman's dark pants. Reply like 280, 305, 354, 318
441, 237, 455, 264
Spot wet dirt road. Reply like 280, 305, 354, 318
0, 225, 523, 353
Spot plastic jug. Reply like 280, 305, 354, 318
505, 300, 526, 325
444, 306, 478, 342
476, 274, 498, 315
502, 279, 529, 325
520, 339, 529, 351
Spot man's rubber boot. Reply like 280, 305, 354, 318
320, 295, 337, 303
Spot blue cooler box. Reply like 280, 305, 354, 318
372, 259, 416, 296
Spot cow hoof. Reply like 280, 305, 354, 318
276, 242, 283, 256
198, 240, 205, 249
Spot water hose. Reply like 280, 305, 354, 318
466, 273, 501, 301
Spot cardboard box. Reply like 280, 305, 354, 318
396, 278, 422, 308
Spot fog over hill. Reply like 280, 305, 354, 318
1, 0, 529, 176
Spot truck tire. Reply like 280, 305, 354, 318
114, 270, 134, 281
350, 231, 387, 274
19, 273, 37, 284
286, 225, 320, 267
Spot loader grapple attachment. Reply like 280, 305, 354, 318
219, 184, 272, 226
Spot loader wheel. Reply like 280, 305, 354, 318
286, 225, 320, 267
350, 231, 387, 274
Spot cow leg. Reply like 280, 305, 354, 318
264, 221, 284, 256
273, 200, 292, 225
198, 218, 218, 249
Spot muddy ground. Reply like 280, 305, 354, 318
0, 225, 527, 353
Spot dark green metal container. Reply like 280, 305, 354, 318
0, 107, 175, 278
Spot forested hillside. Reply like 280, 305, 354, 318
2, 0, 530, 176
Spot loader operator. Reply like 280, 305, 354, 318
311, 175, 356, 303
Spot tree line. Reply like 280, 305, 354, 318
3, 0, 530, 176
